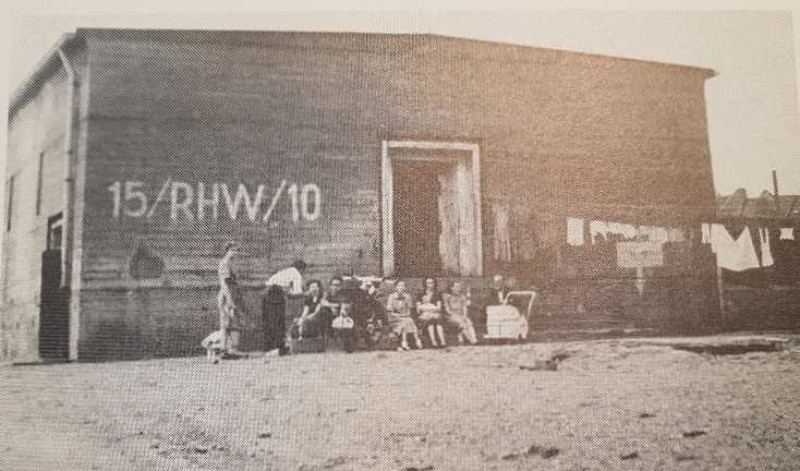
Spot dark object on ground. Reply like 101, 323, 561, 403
626, 337, 788, 356
401, 466, 434, 471
550, 349, 571, 362
682, 430, 707, 438
289, 337, 326, 354
503, 445, 560, 461
620, 451, 640, 460
519, 349, 571, 371
257, 432, 272, 439
519, 360, 558, 371
639, 412, 656, 419
540, 447, 560, 459
221, 351, 247, 360
673, 343, 782, 355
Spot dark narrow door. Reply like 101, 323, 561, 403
393, 161, 443, 277
39, 249, 69, 360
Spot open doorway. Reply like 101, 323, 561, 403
39, 213, 69, 360
382, 141, 483, 277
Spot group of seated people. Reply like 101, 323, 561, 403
292, 276, 490, 352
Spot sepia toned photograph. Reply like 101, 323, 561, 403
1, 3, 799, 470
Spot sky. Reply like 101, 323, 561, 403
1, 1, 799, 199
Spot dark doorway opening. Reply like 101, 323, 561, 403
39, 214, 69, 360
393, 161, 445, 277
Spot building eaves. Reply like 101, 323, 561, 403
8, 32, 83, 121
9, 28, 716, 120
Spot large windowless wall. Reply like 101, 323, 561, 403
4, 30, 716, 361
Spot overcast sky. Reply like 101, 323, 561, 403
2, 3, 799, 197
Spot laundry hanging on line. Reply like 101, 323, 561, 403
759, 228, 774, 267
708, 224, 760, 272
569, 219, 686, 245
701, 223, 712, 244
567, 218, 584, 246
589, 220, 637, 243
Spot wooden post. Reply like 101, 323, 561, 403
716, 264, 726, 325
772, 170, 780, 215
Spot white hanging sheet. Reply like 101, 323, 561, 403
567, 218, 585, 246
759, 228, 774, 267
709, 224, 759, 271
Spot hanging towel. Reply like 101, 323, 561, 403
667, 228, 686, 243
709, 224, 760, 271
639, 226, 669, 243
607, 222, 637, 239
492, 202, 512, 262
759, 228, 774, 267
701, 223, 712, 244
590, 220, 610, 243
780, 228, 795, 240
567, 218, 584, 246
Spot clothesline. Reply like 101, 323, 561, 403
521, 200, 799, 227
561, 216, 795, 273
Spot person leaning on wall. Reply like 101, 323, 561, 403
263, 259, 307, 356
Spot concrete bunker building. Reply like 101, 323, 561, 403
2, 29, 718, 362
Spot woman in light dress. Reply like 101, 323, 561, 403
386, 280, 422, 351
442, 281, 478, 345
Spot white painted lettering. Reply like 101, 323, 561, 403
196, 182, 219, 221
221, 183, 265, 221
170, 181, 194, 220
124, 181, 148, 218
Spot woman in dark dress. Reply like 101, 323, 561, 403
297, 279, 324, 338
262, 259, 307, 355
416, 278, 446, 348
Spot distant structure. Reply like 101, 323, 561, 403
717, 188, 800, 224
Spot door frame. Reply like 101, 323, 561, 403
380, 140, 483, 277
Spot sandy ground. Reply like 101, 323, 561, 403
1, 335, 799, 471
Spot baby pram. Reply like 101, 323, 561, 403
484, 291, 536, 342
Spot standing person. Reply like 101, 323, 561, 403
263, 259, 307, 356
443, 281, 478, 345
212, 241, 246, 362
416, 278, 446, 348
488, 274, 508, 306
482, 274, 509, 336
386, 280, 422, 351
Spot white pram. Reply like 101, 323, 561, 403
484, 291, 536, 341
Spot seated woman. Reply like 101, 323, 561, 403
442, 281, 478, 345
297, 279, 325, 338
386, 280, 422, 351
416, 278, 447, 348
318, 276, 350, 338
